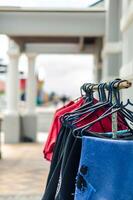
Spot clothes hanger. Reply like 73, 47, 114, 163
62, 83, 95, 122
80, 103, 133, 138
72, 79, 119, 116
75, 83, 95, 111
63, 79, 133, 137
71, 83, 109, 125
72, 79, 133, 137
72, 105, 123, 138
63, 79, 119, 127
63, 83, 102, 124
89, 79, 132, 120
81, 111, 133, 139
65, 80, 113, 121
64, 83, 104, 121
69, 80, 119, 125
59, 83, 93, 124
87, 79, 133, 127
95, 79, 133, 132
71, 106, 123, 139
112, 79, 133, 123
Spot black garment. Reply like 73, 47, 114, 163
45, 126, 68, 187
43, 123, 101, 200
55, 131, 81, 200
41, 125, 72, 200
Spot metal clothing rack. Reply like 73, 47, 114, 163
93, 79, 132, 138
92, 80, 132, 91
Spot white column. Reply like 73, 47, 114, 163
102, 0, 122, 81
3, 40, 20, 143
94, 38, 102, 83
120, 0, 133, 104
26, 53, 37, 113
20, 53, 37, 142
94, 58, 102, 83
6, 52, 19, 113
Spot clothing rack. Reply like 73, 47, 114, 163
92, 80, 132, 90
43, 78, 133, 200
92, 79, 132, 138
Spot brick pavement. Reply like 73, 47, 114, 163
0, 195, 42, 200
0, 143, 50, 200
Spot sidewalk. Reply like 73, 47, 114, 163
0, 143, 50, 200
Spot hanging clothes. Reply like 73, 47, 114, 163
43, 97, 127, 161
41, 108, 128, 200
43, 98, 84, 161
41, 79, 133, 200
52, 114, 128, 200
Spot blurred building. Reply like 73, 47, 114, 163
0, 0, 132, 143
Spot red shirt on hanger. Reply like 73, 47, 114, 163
43, 98, 84, 161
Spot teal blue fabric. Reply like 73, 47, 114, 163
74, 136, 133, 200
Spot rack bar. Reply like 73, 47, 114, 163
92, 80, 132, 90
92, 79, 132, 139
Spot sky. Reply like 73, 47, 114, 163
0, 35, 94, 98
0, 0, 99, 8
36, 54, 94, 98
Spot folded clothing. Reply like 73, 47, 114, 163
75, 136, 133, 200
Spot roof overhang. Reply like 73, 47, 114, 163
0, 8, 105, 37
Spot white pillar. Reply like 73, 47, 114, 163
3, 40, 20, 143
120, 0, 133, 103
94, 38, 103, 83
94, 58, 102, 83
26, 53, 37, 113
102, 0, 122, 81
6, 53, 19, 113
20, 53, 37, 142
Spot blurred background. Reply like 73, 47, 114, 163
0, 0, 132, 199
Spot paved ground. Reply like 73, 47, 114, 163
0, 143, 50, 200
0, 195, 42, 200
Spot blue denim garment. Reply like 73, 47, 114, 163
74, 136, 133, 200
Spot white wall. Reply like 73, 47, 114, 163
120, 0, 133, 102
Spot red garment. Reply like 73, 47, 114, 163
76, 106, 127, 133
44, 98, 127, 161
43, 98, 84, 161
